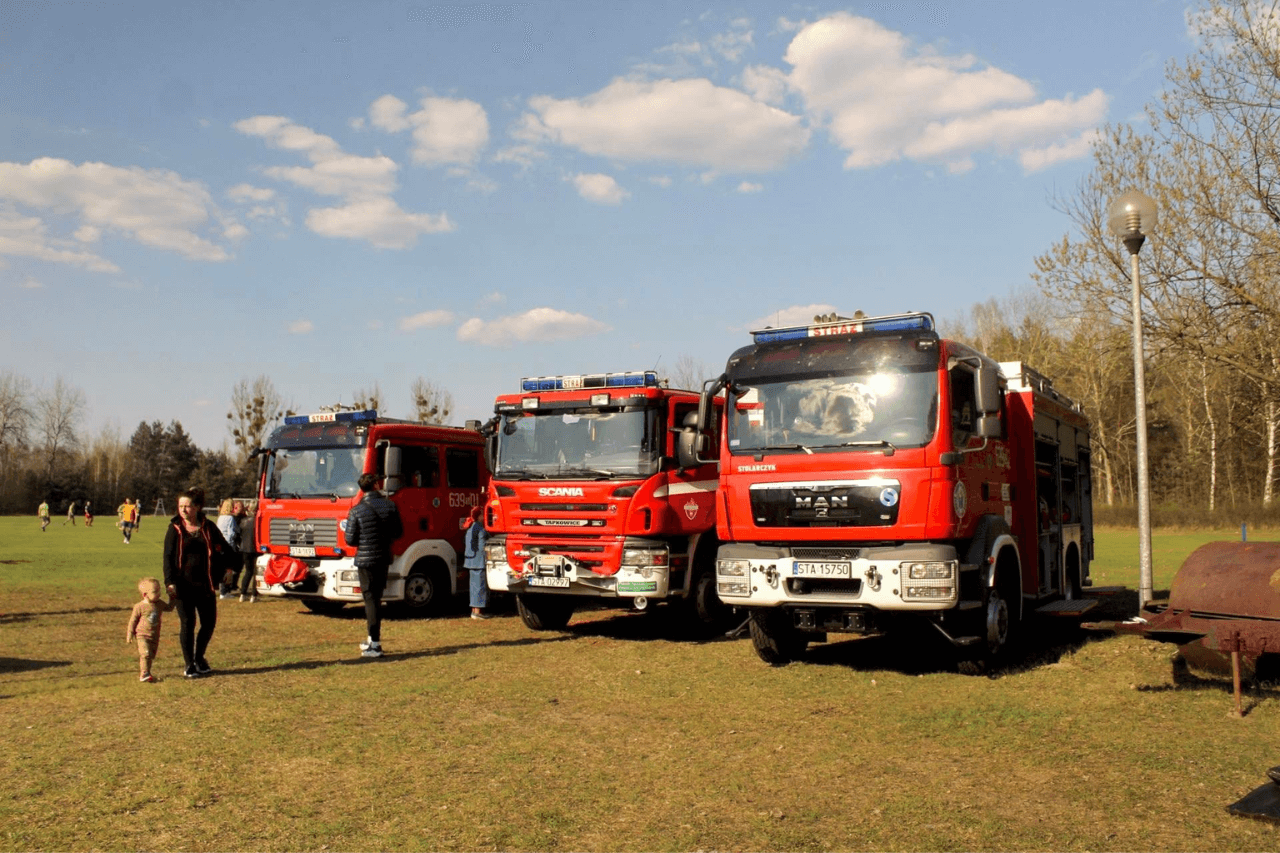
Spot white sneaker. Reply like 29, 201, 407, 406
249, 595, 258, 603
358, 636, 375, 651
239, 594, 247, 602
361, 643, 383, 658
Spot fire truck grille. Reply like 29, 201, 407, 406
792, 547, 862, 561
268, 518, 339, 548
787, 578, 864, 598
749, 484, 900, 528
520, 503, 609, 512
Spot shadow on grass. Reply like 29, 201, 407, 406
562, 605, 749, 645
216, 634, 575, 677
1, 605, 128, 625
0, 657, 72, 674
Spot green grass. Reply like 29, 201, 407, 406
1, 518, 1277, 851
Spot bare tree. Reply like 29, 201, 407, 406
410, 378, 454, 424
227, 376, 290, 463
35, 377, 85, 483
352, 383, 383, 413
0, 371, 32, 482
670, 355, 716, 391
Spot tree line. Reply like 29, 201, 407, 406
0, 372, 460, 517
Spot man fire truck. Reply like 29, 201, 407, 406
252, 408, 488, 614
681, 311, 1095, 671
484, 371, 727, 632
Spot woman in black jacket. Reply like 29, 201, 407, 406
163, 487, 238, 678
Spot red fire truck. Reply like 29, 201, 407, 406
681, 311, 1095, 670
483, 371, 727, 632
252, 409, 488, 614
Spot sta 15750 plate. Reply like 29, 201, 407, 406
792, 561, 851, 578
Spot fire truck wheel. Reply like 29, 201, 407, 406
516, 594, 575, 631
691, 568, 731, 630
957, 585, 1012, 675
401, 561, 449, 616
748, 609, 807, 666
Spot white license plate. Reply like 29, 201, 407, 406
289, 546, 316, 558
793, 561, 851, 578
527, 576, 570, 588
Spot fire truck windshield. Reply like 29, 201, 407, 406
265, 446, 364, 499
725, 336, 940, 453
495, 407, 661, 479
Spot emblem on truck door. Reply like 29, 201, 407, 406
684, 498, 699, 520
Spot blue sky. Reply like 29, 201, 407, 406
3, 1, 1191, 451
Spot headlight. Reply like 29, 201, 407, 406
622, 549, 668, 567
905, 561, 954, 579
484, 542, 506, 562
339, 570, 359, 582
717, 559, 750, 578
717, 580, 750, 597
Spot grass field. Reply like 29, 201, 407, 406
1, 517, 1277, 851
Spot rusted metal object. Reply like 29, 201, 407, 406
1083, 541, 1280, 710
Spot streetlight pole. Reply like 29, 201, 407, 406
1107, 190, 1158, 611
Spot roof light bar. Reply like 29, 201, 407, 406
284, 409, 378, 425
520, 371, 658, 392
751, 311, 934, 344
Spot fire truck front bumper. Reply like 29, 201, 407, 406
714, 542, 960, 612
485, 540, 671, 599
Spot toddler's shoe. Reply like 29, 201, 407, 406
140, 673, 157, 683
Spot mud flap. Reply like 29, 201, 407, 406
1228, 767, 1280, 823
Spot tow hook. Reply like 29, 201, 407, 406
764, 565, 779, 588
865, 566, 882, 592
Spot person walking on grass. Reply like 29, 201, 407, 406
84, 500, 93, 527
344, 473, 402, 659
38, 500, 50, 532
126, 577, 173, 683
64, 500, 76, 525
236, 502, 258, 602
163, 487, 238, 679
463, 506, 489, 619
120, 498, 139, 544
215, 499, 240, 599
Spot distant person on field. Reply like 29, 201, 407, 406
126, 577, 173, 683
216, 499, 240, 599
65, 500, 76, 525
121, 498, 140, 544
38, 500, 50, 532
344, 473, 402, 658
236, 501, 259, 602
164, 487, 238, 679
463, 506, 489, 619
84, 500, 93, 526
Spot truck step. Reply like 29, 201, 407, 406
956, 600, 982, 611
1035, 599, 1100, 617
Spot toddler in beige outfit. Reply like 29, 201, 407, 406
126, 578, 173, 682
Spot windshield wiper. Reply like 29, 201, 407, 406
557, 466, 618, 478
497, 468, 550, 480
760, 444, 814, 455
837, 440, 897, 455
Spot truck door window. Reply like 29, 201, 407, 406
446, 447, 480, 488
949, 365, 979, 449
395, 445, 439, 488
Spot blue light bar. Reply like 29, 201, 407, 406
750, 312, 934, 343
284, 409, 378, 425
520, 371, 659, 392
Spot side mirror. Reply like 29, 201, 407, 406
976, 413, 1001, 439
383, 445, 403, 495
975, 365, 1001, 416
676, 429, 704, 469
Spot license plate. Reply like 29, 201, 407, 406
527, 576, 570, 588
289, 546, 316, 558
793, 561, 851, 578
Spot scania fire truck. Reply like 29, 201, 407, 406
484, 371, 727, 632
252, 409, 489, 614
681, 312, 1094, 670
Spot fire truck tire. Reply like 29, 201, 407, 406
516, 594, 574, 631
301, 599, 347, 615
691, 568, 732, 631
957, 573, 1019, 675
748, 609, 807, 665
401, 561, 450, 616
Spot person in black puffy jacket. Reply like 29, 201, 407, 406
344, 473, 402, 658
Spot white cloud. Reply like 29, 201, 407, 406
457, 307, 610, 346
517, 77, 809, 173
1019, 128, 1102, 172
236, 115, 452, 247
770, 12, 1107, 171
648, 175, 673, 188
0, 203, 120, 272
399, 309, 456, 331
481, 291, 506, 305
745, 304, 839, 330
20, 276, 43, 289
305, 198, 453, 249
572, 173, 629, 205
226, 184, 276, 203
0, 158, 230, 267
288, 319, 314, 334
737, 181, 763, 193
366, 94, 490, 167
